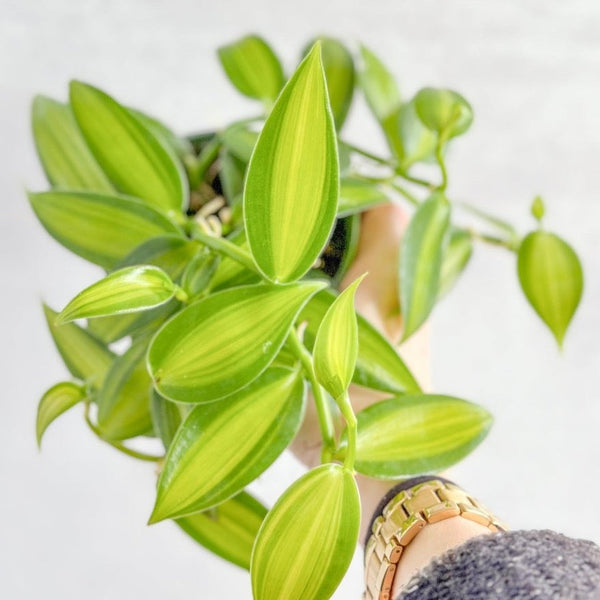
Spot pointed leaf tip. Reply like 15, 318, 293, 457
313, 273, 366, 399
57, 265, 175, 324
151, 368, 305, 521
36, 381, 87, 447
517, 231, 583, 347
244, 42, 339, 283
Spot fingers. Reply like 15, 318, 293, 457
340, 203, 409, 343
340, 202, 431, 390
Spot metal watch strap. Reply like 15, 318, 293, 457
363, 479, 508, 600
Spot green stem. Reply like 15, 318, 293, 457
343, 142, 396, 167
337, 392, 357, 470
287, 328, 336, 462
388, 181, 421, 207
396, 170, 435, 189
467, 228, 520, 251
187, 221, 261, 275
187, 136, 222, 189
84, 404, 163, 463
456, 201, 518, 236
435, 142, 448, 191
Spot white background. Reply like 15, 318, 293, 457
1, 1, 599, 598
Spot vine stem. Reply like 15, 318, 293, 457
467, 228, 520, 251
187, 221, 261, 275
343, 141, 396, 167
435, 142, 448, 191
287, 328, 336, 462
336, 392, 357, 471
396, 170, 436, 189
387, 181, 421, 207
84, 403, 163, 463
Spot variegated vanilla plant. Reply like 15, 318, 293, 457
31, 35, 583, 600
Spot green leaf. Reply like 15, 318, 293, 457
29, 190, 182, 269
414, 88, 473, 140
69, 81, 187, 214
251, 464, 360, 600
31, 96, 113, 192
36, 381, 87, 447
180, 249, 220, 298
220, 124, 259, 163
97, 337, 153, 441
313, 275, 365, 399
306, 37, 355, 129
150, 390, 183, 450
219, 150, 247, 205
359, 45, 401, 122
148, 281, 325, 403
388, 99, 437, 169
217, 35, 285, 102
339, 395, 492, 478
531, 195, 545, 222
337, 178, 388, 217
116, 235, 200, 281
517, 231, 583, 346
87, 301, 177, 345
129, 108, 193, 159
150, 368, 305, 522
175, 491, 267, 570
399, 193, 451, 340
43, 305, 115, 389
58, 266, 176, 324
244, 43, 339, 283
439, 228, 473, 298
300, 289, 421, 394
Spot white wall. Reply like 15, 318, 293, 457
1, 1, 599, 598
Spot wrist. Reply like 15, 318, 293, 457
363, 478, 507, 599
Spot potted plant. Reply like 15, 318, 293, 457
30, 35, 583, 600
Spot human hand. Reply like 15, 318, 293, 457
290, 203, 431, 470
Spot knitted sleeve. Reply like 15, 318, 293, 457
396, 529, 600, 600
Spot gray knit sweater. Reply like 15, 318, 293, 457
396, 529, 600, 599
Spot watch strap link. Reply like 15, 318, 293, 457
363, 479, 508, 600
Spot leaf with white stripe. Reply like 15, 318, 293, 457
305, 37, 355, 129
57, 266, 176, 324
313, 275, 365, 400
337, 178, 388, 217
149, 368, 305, 522
150, 390, 183, 450
439, 228, 473, 298
31, 96, 113, 192
299, 289, 421, 394
148, 281, 325, 403
338, 395, 492, 478
36, 381, 87, 447
70, 81, 188, 214
359, 45, 400, 122
218, 35, 285, 103
43, 305, 115, 389
244, 43, 339, 283
399, 192, 450, 340
97, 337, 153, 441
251, 464, 360, 600
29, 190, 182, 269
176, 491, 267, 570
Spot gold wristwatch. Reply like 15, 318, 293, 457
363, 478, 508, 600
